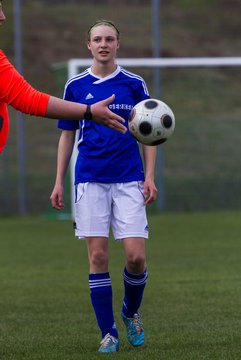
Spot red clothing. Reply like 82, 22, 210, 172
0, 50, 50, 153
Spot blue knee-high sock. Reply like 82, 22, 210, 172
122, 267, 148, 318
89, 272, 118, 339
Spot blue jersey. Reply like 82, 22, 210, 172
58, 65, 149, 184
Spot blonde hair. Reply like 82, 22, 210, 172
87, 19, 120, 41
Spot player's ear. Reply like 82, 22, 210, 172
87, 41, 91, 50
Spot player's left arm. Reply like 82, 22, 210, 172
136, 78, 156, 204
142, 145, 158, 205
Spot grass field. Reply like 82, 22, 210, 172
1, 211, 241, 359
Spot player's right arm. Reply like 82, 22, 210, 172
50, 130, 75, 210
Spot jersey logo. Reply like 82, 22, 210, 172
85, 93, 94, 100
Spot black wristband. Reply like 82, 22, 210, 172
84, 104, 92, 120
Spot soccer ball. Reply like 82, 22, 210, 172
128, 98, 175, 145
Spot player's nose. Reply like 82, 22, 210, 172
0, 9, 6, 23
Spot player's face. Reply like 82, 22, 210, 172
88, 25, 120, 64
0, 2, 6, 25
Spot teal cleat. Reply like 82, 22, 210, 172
121, 313, 145, 347
98, 333, 119, 353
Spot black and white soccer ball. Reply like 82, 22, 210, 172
128, 98, 175, 145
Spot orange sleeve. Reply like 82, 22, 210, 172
0, 102, 9, 153
0, 50, 50, 116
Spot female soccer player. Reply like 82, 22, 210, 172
0, 3, 126, 153
50, 20, 158, 353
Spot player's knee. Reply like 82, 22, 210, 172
126, 254, 146, 273
90, 249, 108, 270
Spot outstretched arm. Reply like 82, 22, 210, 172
0, 51, 126, 134
46, 94, 126, 134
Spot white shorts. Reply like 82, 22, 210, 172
74, 181, 149, 241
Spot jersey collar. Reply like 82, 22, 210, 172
88, 65, 121, 84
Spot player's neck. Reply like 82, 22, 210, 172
91, 61, 117, 78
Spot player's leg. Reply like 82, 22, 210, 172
111, 181, 148, 346
122, 236, 147, 316
86, 236, 119, 352
74, 182, 119, 352
121, 237, 147, 346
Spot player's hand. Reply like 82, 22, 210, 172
91, 94, 127, 134
50, 184, 65, 210
143, 178, 158, 205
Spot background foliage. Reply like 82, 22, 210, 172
1, 0, 241, 214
